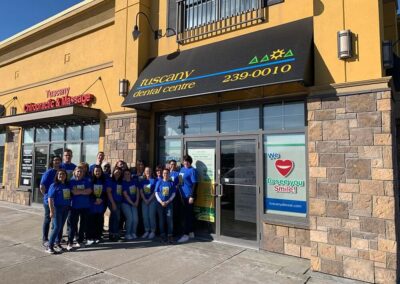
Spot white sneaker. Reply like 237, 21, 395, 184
148, 232, 155, 239
74, 243, 81, 248
141, 232, 149, 239
177, 235, 189, 243
131, 234, 137, 239
66, 244, 73, 251
86, 239, 94, 246
189, 232, 195, 239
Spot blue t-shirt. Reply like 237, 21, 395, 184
40, 168, 57, 205
122, 180, 139, 204
48, 182, 71, 207
61, 163, 76, 180
107, 179, 123, 203
155, 180, 176, 202
179, 167, 198, 198
140, 178, 156, 199
70, 178, 92, 209
169, 170, 180, 187
91, 180, 106, 213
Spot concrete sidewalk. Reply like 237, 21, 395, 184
0, 201, 365, 284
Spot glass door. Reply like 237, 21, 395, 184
219, 139, 258, 243
186, 140, 217, 236
33, 145, 49, 203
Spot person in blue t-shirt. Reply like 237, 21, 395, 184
121, 169, 140, 240
155, 169, 176, 243
61, 148, 76, 180
89, 152, 105, 175
40, 155, 62, 247
139, 167, 157, 239
86, 166, 107, 245
67, 166, 93, 250
46, 169, 71, 254
155, 165, 163, 182
177, 155, 198, 243
107, 167, 123, 241
168, 160, 181, 236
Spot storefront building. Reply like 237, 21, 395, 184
0, 0, 399, 283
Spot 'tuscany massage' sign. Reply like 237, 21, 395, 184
24, 87, 94, 113
122, 18, 313, 107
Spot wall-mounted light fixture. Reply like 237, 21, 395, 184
382, 40, 395, 69
337, 30, 353, 60
132, 11, 176, 41
119, 79, 129, 97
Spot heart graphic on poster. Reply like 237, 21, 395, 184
275, 160, 294, 177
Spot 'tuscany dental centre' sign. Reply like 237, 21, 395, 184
122, 18, 313, 106
24, 87, 95, 113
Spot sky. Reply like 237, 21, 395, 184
0, 0, 84, 42
0, 0, 399, 42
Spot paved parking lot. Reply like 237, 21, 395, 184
0, 201, 366, 284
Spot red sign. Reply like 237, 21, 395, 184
24, 94, 94, 113
275, 160, 294, 177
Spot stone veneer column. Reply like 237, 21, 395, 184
0, 128, 30, 205
104, 111, 150, 168
308, 91, 397, 283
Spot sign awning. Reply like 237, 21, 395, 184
122, 18, 313, 107
0, 105, 100, 127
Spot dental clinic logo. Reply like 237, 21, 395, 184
275, 160, 294, 177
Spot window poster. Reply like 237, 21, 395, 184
264, 134, 307, 217
187, 148, 215, 222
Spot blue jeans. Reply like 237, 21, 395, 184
42, 204, 51, 242
157, 202, 173, 237
121, 203, 138, 237
142, 199, 156, 233
49, 206, 69, 247
108, 202, 121, 236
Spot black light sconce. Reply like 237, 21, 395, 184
119, 79, 130, 97
132, 11, 176, 40
337, 30, 353, 60
382, 40, 396, 69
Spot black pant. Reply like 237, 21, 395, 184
181, 197, 194, 235
68, 208, 89, 244
87, 212, 103, 240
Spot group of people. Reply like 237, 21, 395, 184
41, 149, 198, 254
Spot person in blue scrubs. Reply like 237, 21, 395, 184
89, 152, 105, 175
107, 167, 123, 241
86, 166, 107, 245
155, 169, 176, 243
67, 167, 93, 250
46, 169, 71, 254
40, 156, 62, 247
121, 169, 140, 240
177, 155, 198, 243
139, 167, 157, 239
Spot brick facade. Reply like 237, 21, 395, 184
0, 128, 30, 205
104, 111, 150, 168
307, 91, 398, 283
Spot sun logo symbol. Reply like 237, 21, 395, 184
270, 49, 285, 60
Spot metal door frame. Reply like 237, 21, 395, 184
184, 134, 262, 248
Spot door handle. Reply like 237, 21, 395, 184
211, 183, 218, 197
219, 184, 224, 197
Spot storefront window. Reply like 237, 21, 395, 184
158, 139, 182, 165
65, 143, 81, 164
35, 127, 50, 142
83, 124, 99, 141
51, 126, 64, 141
220, 107, 259, 133
67, 125, 81, 141
24, 128, 34, 143
82, 142, 98, 164
50, 144, 64, 159
0, 133, 5, 183
158, 114, 181, 137
264, 101, 304, 130
184, 111, 217, 135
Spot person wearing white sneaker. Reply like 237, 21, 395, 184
178, 155, 198, 243
121, 169, 140, 241
140, 167, 157, 240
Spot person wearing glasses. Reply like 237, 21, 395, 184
40, 155, 62, 248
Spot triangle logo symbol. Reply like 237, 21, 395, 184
284, 49, 294, 57
260, 54, 270, 62
249, 56, 259, 65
